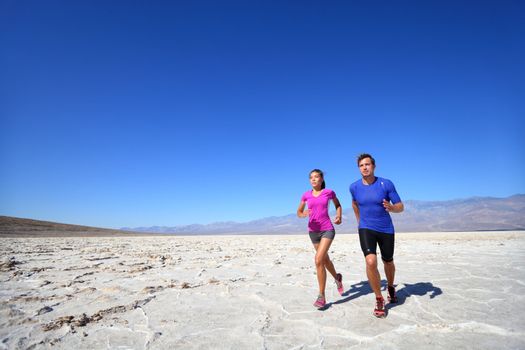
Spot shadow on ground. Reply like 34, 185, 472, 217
319, 280, 442, 311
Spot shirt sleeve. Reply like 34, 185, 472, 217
300, 192, 307, 202
385, 180, 401, 204
349, 184, 356, 201
328, 189, 336, 200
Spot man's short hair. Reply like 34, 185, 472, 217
357, 153, 375, 166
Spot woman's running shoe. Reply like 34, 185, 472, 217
313, 295, 326, 308
335, 273, 344, 295
373, 296, 386, 318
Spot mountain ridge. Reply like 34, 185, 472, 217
0, 216, 143, 237
123, 194, 525, 234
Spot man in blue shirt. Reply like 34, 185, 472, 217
350, 153, 404, 318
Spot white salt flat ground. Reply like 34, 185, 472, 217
1, 231, 524, 349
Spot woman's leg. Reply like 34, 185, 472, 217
323, 255, 338, 279
313, 237, 334, 296
312, 243, 337, 279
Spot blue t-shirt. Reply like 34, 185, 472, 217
349, 177, 401, 234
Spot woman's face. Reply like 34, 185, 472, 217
309, 172, 323, 188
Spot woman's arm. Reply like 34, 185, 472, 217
332, 197, 342, 225
297, 201, 309, 218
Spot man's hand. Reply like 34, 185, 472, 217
383, 199, 394, 212
383, 199, 404, 213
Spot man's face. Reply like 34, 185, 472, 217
358, 157, 375, 177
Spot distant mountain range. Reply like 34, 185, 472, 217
123, 194, 525, 234
0, 216, 141, 237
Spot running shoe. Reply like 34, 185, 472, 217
373, 296, 386, 318
313, 295, 326, 308
387, 285, 398, 303
335, 273, 344, 295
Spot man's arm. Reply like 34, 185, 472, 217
383, 179, 403, 213
352, 200, 360, 222
382, 200, 404, 213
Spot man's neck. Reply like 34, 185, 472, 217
362, 175, 376, 185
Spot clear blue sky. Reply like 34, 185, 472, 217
1, 1, 524, 228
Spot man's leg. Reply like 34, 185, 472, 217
379, 233, 397, 303
359, 229, 382, 297
383, 259, 395, 287
366, 253, 387, 317
360, 229, 387, 317
365, 253, 382, 298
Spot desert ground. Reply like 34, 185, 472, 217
1, 231, 524, 349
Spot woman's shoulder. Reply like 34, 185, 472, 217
324, 188, 336, 196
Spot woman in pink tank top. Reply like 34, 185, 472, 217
297, 169, 345, 309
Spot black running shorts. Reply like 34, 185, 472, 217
358, 228, 395, 262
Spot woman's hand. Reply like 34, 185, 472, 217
333, 216, 342, 225
298, 209, 310, 218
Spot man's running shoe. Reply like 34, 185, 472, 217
313, 295, 326, 308
335, 273, 344, 295
373, 296, 386, 318
387, 285, 398, 303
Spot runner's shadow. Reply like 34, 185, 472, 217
388, 281, 443, 310
319, 280, 442, 311
318, 280, 372, 310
